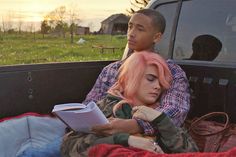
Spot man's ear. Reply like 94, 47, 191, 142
153, 32, 162, 43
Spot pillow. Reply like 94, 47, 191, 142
0, 113, 66, 157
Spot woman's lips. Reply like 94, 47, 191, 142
149, 93, 159, 97
128, 40, 136, 45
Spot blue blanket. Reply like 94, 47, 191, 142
0, 113, 66, 157
18, 137, 62, 157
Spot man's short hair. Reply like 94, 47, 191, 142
136, 9, 166, 34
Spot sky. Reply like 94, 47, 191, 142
0, 0, 132, 31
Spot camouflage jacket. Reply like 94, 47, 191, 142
60, 94, 198, 157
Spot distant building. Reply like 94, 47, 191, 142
75, 26, 90, 35
100, 13, 130, 35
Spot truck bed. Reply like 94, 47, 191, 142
1, 60, 235, 123
0, 61, 113, 119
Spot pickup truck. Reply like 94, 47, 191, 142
1, 0, 235, 122
0, 0, 236, 156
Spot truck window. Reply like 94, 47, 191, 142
153, 2, 178, 59
173, 0, 236, 64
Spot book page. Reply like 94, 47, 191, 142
53, 101, 108, 133
52, 103, 86, 112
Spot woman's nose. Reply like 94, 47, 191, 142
154, 82, 161, 90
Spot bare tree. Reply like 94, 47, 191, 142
67, 5, 80, 43
28, 22, 36, 41
28, 23, 33, 33
1, 16, 6, 33
0, 26, 2, 40
13, 10, 25, 34
5, 11, 14, 33
127, 0, 150, 14
17, 14, 23, 34
1, 11, 14, 33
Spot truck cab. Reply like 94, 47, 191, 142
146, 0, 236, 122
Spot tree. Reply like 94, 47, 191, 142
54, 21, 68, 38
46, 6, 67, 38
1, 11, 14, 33
0, 26, 2, 40
17, 18, 23, 34
16, 10, 24, 34
28, 22, 36, 41
41, 19, 51, 38
45, 5, 80, 42
67, 5, 80, 43
1, 16, 6, 33
127, 0, 150, 14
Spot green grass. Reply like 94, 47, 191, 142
0, 33, 127, 65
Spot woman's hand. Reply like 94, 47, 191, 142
91, 118, 142, 136
132, 106, 162, 122
128, 135, 164, 154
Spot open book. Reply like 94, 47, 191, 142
52, 101, 109, 133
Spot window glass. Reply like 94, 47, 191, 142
154, 2, 178, 59
174, 0, 236, 63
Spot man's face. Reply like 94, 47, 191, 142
127, 13, 161, 51
135, 65, 162, 106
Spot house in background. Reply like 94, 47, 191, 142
100, 14, 130, 35
75, 26, 90, 35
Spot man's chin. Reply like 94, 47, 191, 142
128, 47, 144, 52
128, 45, 136, 50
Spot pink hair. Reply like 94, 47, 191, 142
108, 51, 172, 105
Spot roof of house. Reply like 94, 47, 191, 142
101, 13, 130, 24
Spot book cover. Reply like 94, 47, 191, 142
52, 101, 108, 133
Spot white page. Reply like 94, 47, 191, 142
52, 103, 86, 112
53, 101, 108, 133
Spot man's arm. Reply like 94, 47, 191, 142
83, 61, 121, 104
157, 60, 190, 127
92, 118, 142, 135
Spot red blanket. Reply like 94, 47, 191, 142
88, 144, 236, 157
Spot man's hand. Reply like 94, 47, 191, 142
91, 118, 142, 136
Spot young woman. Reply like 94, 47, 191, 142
61, 51, 198, 157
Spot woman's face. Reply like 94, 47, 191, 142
135, 65, 161, 106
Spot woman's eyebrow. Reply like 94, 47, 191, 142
146, 73, 158, 78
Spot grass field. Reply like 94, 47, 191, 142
0, 33, 127, 66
